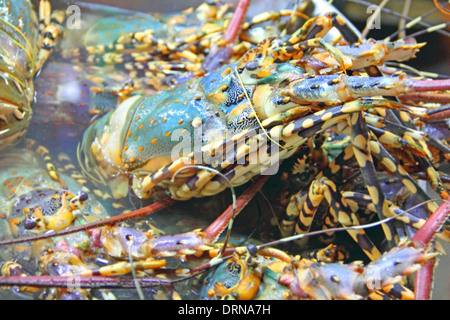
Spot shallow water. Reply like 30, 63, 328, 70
0, 0, 448, 300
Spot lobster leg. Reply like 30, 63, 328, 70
368, 195, 449, 299
317, 8, 449, 195
35, 0, 64, 71
286, 13, 335, 44
335, 122, 441, 215
293, 177, 382, 260
328, 7, 450, 203
365, 113, 450, 158
367, 283, 414, 300
349, 111, 398, 247
367, 139, 439, 212
25, 138, 67, 189
342, 192, 450, 242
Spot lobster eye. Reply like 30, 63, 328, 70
247, 244, 258, 256
23, 218, 37, 230
78, 191, 88, 202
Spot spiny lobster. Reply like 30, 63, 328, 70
73, 1, 449, 299
0, 0, 448, 300
0, 0, 63, 149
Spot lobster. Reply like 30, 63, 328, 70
60, 0, 314, 92
199, 178, 449, 300
0, 0, 63, 149
0, 142, 175, 299
201, 237, 441, 300
0, 0, 447, 300
78, 11, 449, 202
73, 3, 449, 299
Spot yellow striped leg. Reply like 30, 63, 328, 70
348, 111, 398, 247
294, 177, 382, 261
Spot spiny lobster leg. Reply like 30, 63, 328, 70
366, 139, 441, 212
25, 138, 67, 188
342, 192, 450, 242
319, 10, 450, 203
286, 12, 335, 44
78, 259, 167, 277
293, 177, 382, 260
36, 0, 64, 71
349, 111, 398, 247
367, 283, 414, 300
286, 99, 426, 241
365, 114, 450, 158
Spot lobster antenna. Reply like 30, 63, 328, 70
398, 0, 412, 39
347, 0, 450, 38
172, 165, 236, 258
384, 62, 450, 79
127, 237, 145, 300
386, 7, 441, 40
25, 139, 67, 189
406, 22, 450, 39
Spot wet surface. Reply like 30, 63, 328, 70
0, 0, 448, 300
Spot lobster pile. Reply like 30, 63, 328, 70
0, 0, 448, 300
